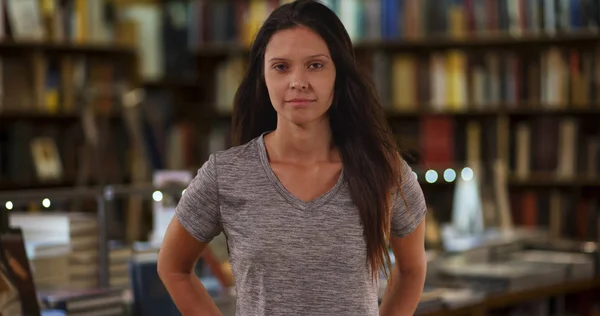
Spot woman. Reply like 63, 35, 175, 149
157, 1, 427, 315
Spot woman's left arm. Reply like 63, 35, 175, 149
379, 220, 427, 316
380, 159, 428, 316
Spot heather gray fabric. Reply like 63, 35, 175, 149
175, 132, 427, 316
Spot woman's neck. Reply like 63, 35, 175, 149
267, 117, 336, 164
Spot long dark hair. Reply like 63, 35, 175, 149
231, 0, 405, 282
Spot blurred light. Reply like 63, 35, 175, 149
461, 167, 474, 181
42, 198, 51, 208
583, 242, 597, 253
5, 201, 13, 210
443, 168, 456, 182
425, 170, 438, 183
182, 189, 186, 196
152, 191, 163, 202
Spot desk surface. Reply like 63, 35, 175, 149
420, 277, 600, 316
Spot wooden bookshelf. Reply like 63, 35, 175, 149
142, 78, 199, 89
0, 112, 82, 122
0, 40, 138, 192
387, 107, 600, 118
0, 179, 75, 191
356, 32, 600, 52
508, 175, 600, 188
193, 32, 600, 58
0, 41, 136, 56
0, 111, 122, 122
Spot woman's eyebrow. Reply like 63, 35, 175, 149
267, 54, 330, 63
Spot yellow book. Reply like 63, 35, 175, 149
448, 4, 465, 38
245, 0, 268, 47
391, 55, 416, 112
446, 50, 467, 111
74, 0, 88, 43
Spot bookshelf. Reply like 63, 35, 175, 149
0, 42, 138, 190
0, 0, 156, 244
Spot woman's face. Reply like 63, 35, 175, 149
263, 26, 336, 125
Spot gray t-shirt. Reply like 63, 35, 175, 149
175, 133, 427, 316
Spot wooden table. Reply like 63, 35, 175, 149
421, 277, 600, 316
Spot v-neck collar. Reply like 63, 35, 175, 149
256, 132, 345, 210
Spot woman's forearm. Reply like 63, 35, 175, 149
379, 266, 426, 316
160, 271, 223, 316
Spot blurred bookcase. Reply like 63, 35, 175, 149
0, 0, 144, 191
0, 0, 155, 243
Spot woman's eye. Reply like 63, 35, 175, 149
309, 62, 323, 69
273, 64, 287, 71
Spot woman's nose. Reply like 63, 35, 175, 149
289, 71, 309, 90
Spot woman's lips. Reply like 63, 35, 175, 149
285, 98, 315, 107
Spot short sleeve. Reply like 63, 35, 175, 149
390, 159, 427, 238
175, 154, 222, 243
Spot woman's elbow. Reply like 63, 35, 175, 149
157, 248, 190, 280
157, 252, 172, 282
396, 253, 427, 279
157, 218, 208, 280
156, 254, 168, 279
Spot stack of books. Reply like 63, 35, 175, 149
10, 212, 99, 289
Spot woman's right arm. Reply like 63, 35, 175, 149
157, 154, 224, 315
157, 217, 223, 316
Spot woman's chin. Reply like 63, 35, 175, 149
284, 112, 329, 126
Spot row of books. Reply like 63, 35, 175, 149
371, 47, 600, 113
130, 0, 600, 82
0, 121, 130, 189
511, 189, 600, 241
190, 0, 600, 48
0, 0, 115, 44
0, 54, 127, 116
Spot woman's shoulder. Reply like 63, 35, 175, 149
209, 136, 262, 169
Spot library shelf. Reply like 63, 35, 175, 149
0, 111, 122, 123
356, 31, 600, 51
0, 179, 78, 191
193, 32, 600, 57
386, 107, 600, 119
508, 175, 600, 188
142, 78, 200, 89
0, 40, 136, 56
